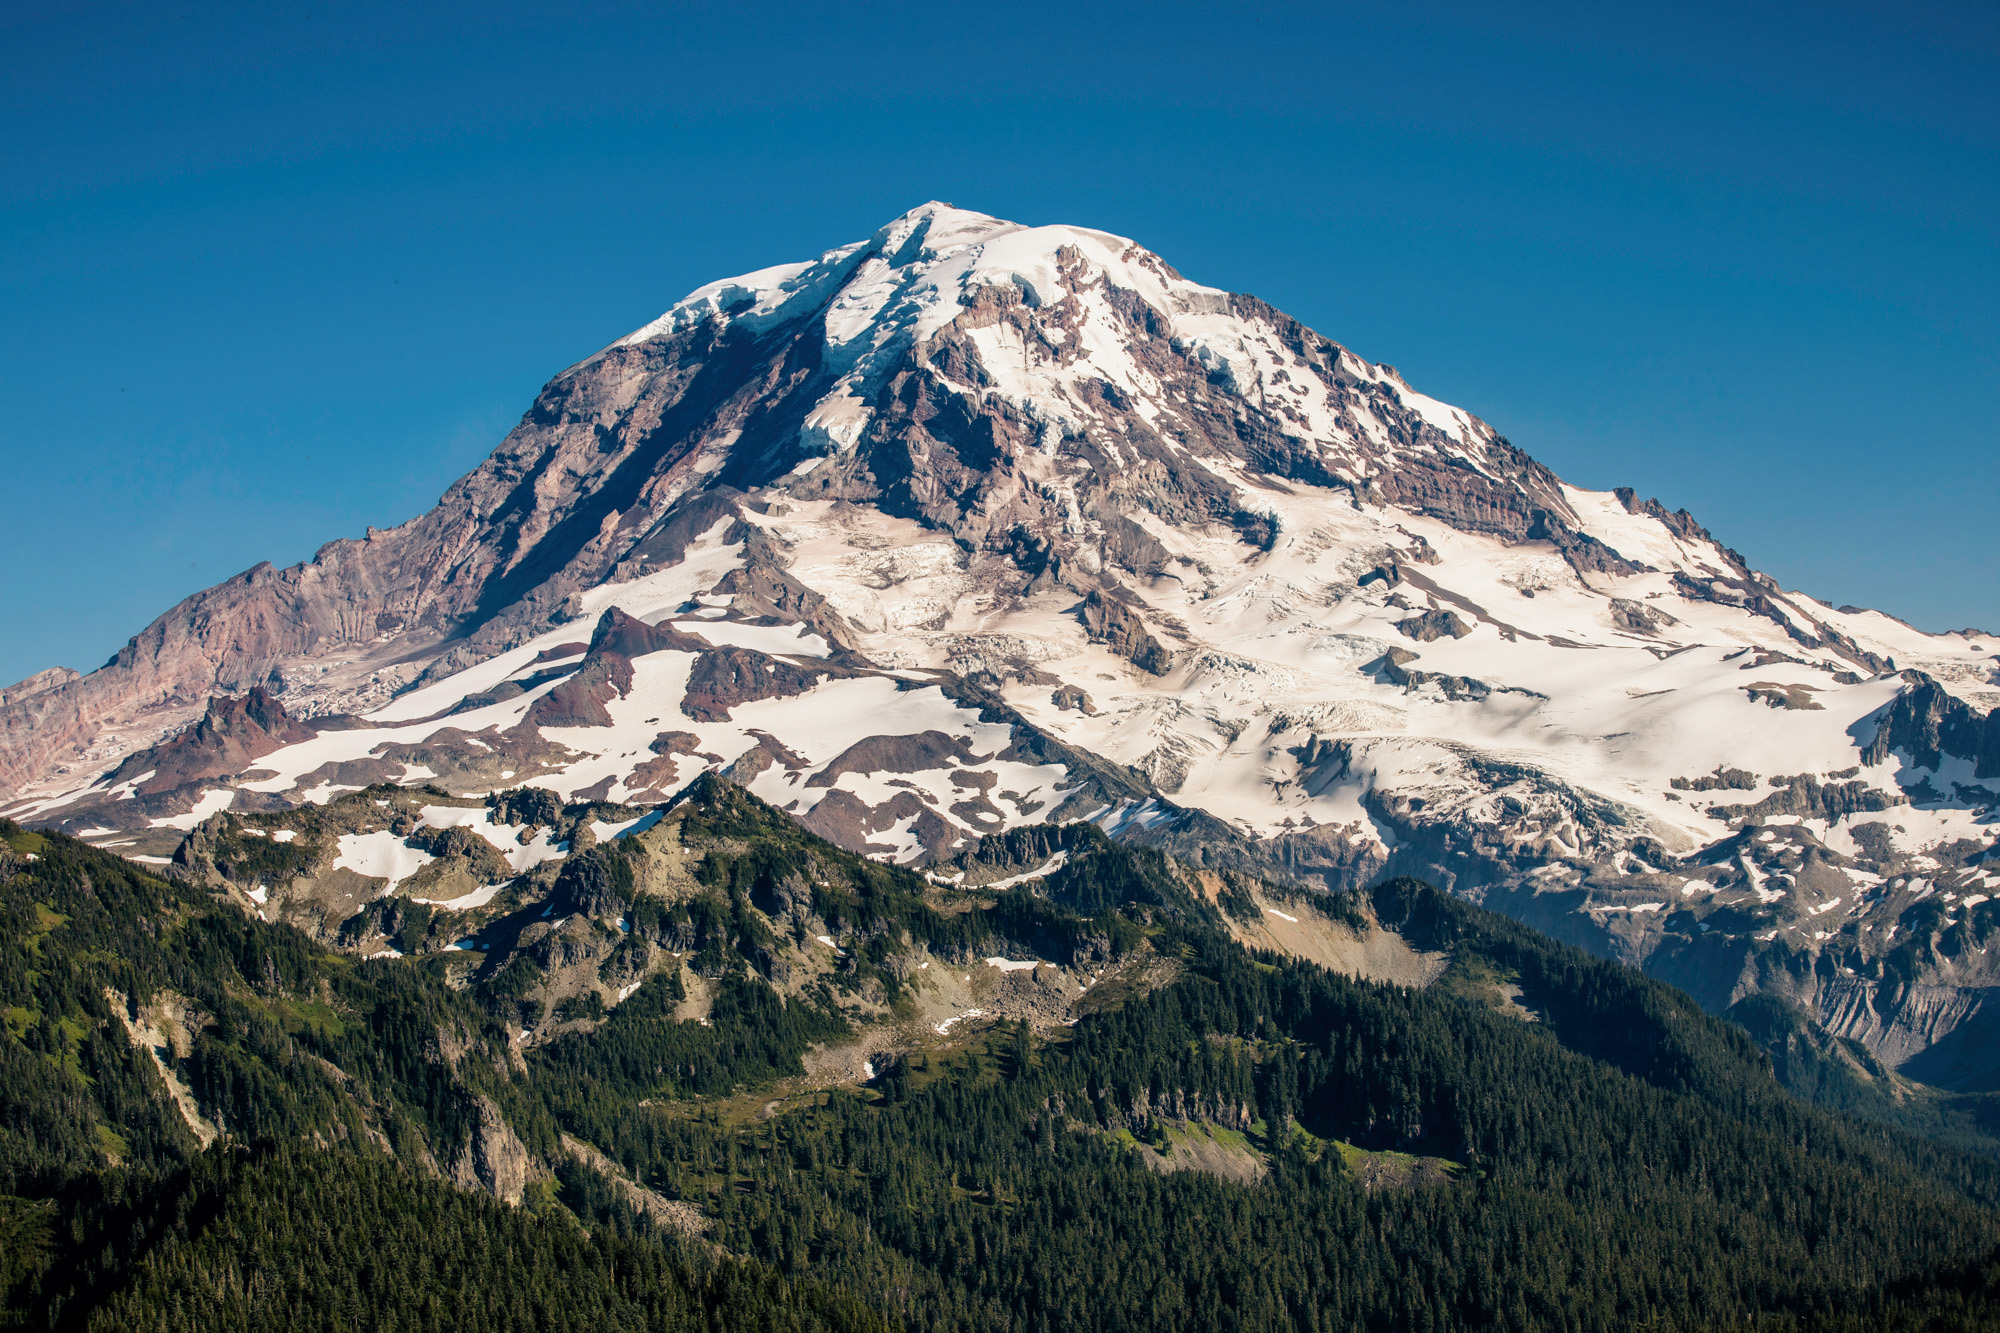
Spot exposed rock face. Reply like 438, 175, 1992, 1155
406, 823, 513, 885
1862, 673, 2000, 777
452, 1095, 532, 1205
1610, 598, 1675, 635
1051, 684, 1097, 713
1079, 591, 1174, 676
524, 609, 703, 729
1704, 774, 1904, 823
1672, 768, 1758, 792
680, 646, 861, 723
103, 687, 317, 797
1395, 609, 1472, 643
0, 666, 79, 708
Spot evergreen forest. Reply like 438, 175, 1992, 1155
6, 781, 2000, 1331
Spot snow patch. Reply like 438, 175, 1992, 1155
148, 789, 236, 831
416, 881, 512, 911
333, 832, 434, 892
589, 809, 665, 843
935, 1008, 986, 1035
981, 851, 1069, 890
669, 620, 833, 659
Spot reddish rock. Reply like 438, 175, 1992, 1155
104, 687, 316, 796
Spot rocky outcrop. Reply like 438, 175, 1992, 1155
104, 687, 317, 796
1610, 598, 1676, 635
1051, 684, 1097, 713
0, 666, 79, 708
1670, 571, 1891, 673
1706, 774, 1905, 823
1395, 609, 1472, 643
1672, 768, 1757, 792
1743, 682, 1825, 711
524, 608, 710, 728
1368, 650, 1538, 704
490, 787, 563, 826
680, 647, 860, 722
1862, 673, 2000, 777
1615, 487, 1729, 552
451, 1095, 532, 1204
1079, 591, 1174, 676
1374, 456, 1643, 579
406, 823, 513, 885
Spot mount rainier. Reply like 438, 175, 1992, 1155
7, 202, 1999, 1088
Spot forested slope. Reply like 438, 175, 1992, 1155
6, 784, 2000, 1330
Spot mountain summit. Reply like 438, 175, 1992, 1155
6, 203, 1999, 1084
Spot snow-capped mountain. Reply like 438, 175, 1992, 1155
6, 203, 1998, 1084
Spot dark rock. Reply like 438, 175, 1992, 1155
1395, 609, 1472, 643
796, 787, 956, 861
1229, 509, 1280, 552
1100, 514, 1173, 576
1610, 598, 1676, 635
1708, 775, 1905, 823
489, 787, 563, 827
1744, 682, 1825, 711
681, 646, 859, 723
1358, 564, 1401, 590
525, 608, 703, 728
1859, 673, 2000, 778
1051, 684, 1097, 713
1670, 572, 1892, 674
1078, 590, 1174, 676
1672, 768, 1758, 792
407, 823, 513, 885
624, 731, 707, 796
553, 852, 628, 918
1614, 487, 1719, 549
804, 731, 991, 788
528, 923, 605, 971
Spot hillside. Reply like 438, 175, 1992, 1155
8, 785, 2000, 1328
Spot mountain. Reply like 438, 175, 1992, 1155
9, 797, 2000, 1329
5, 201, 1999, 1098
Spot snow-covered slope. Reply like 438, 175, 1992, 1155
7, 202, 1999, 1085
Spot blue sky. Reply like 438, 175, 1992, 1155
2, 1, 1995, 686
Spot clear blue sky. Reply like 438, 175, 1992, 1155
3, 1, 1995, 686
